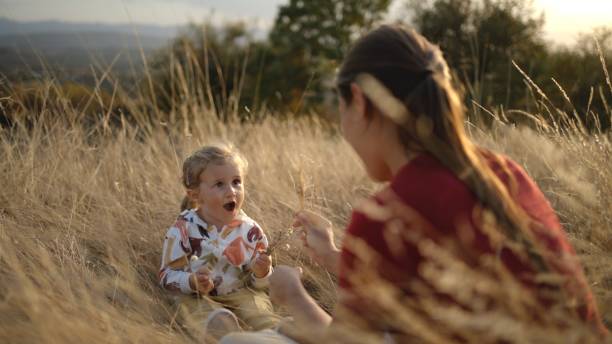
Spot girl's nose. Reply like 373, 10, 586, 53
228, 185, 238, 196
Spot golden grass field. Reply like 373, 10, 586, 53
0, 73, 610, 343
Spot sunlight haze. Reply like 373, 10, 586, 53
1, 0, 610, 44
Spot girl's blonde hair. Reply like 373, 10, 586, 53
180, 144, 248, 211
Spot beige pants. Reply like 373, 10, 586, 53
178, 288, 281, 337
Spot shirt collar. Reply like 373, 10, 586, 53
183, 209, 210, 230
184, 208, 253, 231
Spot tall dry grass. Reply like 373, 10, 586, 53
0, 47, 611, 343
0, 90, 371, 342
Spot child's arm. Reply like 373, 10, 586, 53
251, 252, 273, 288
159, 226, 196, 294
246, 224, 273, 288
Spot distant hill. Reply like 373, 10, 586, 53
0, 17, 180, 38
0, 31, 173, 52
0, 18, 182, 84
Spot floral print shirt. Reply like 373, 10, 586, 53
159, 209, 270, 296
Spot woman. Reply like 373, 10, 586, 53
222, 25, 607, 343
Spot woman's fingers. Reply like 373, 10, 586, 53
292, 210, 314, 228
294, 210, 332, 234
295, 211, 334, 243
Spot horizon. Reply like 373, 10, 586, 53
1, 1, 611, 46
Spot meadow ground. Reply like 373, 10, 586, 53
0, 81, 610, 343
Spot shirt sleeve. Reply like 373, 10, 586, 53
159, 226, 194, 294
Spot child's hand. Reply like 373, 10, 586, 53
251, 252, 272, 278
190, 266, 214, 294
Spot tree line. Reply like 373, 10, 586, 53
149, 0, 611, 129
3, 0, 609, 130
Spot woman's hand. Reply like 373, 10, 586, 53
270, 265, 333, 330
189, 266, 214, 294
251, 252, 272, 278
269, 265, 304, 307
293, 210, 340, 272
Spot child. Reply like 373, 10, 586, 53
159, 144, 279, 340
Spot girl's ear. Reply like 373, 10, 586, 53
350, 82, 367, 120
186, 188, 199, 204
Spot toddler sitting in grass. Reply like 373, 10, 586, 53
159, 144, 280, 341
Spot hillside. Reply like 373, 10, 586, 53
0, 18, 178, 82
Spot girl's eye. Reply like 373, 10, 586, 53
232, 179, 242, 186
215, 182, 224, 188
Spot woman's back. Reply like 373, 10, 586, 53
338, 151, 605, 335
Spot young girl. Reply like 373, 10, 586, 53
221, 25, 607, 343
159, 144, 279, 341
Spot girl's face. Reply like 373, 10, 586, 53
188, 160, 245, 229
338, 85, 392, 182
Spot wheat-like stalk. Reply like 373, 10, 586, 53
266, 168, 308, 255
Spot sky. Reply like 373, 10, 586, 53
1, 0, 611, 44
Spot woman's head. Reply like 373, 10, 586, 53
336, 25, 464, 159
337, 25, 551, 274
181, 144, 248, 227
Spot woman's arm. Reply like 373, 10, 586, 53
269, 265, 332, 330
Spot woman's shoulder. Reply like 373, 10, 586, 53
480, 150, 531, 187
390, 153, 472, 198
345, 153, 464, 240
388, 153, 477, 229
483, 151, 565, 238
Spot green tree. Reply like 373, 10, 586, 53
405, 0, 546, 110
538, 28, 612, 130
263, 0, 391, 112
148, 22, 268, 120
149, 1, 392, 118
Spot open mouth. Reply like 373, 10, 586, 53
223, 201, 237, 212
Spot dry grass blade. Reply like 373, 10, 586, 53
266, 167, 308, 255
